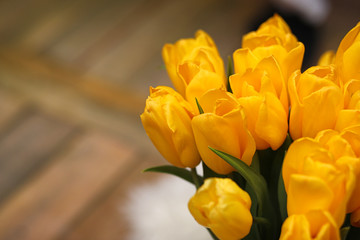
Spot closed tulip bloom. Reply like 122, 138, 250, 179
231, 53, 288, 150
191, 89, 256, 174
283, 138, 355, 226
188, 178, 252, 240
335, 22, 360, 84
318, 50, 336, 67
316, 128, 360, 226
177, 47, 226, 111
343, 79, 360, 109
335, 79, 360, 131
140, 86, 200, 168
162, 30, 226, 107
242, 14, 304, 82
280, 210, 340, 240
288, 65, 344, 140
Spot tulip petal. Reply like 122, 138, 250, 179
192, 113, 240, 174
255, 93, 288, 150
302, 86, 343, 138
343, 41, 360, 81
282, 138, 322, 191
285, 42, 305, 79
238, 96, 269, 149
280, 214, 312, 240
287, 174, 333, 216
209, 202, 253, 240
335, 109, 360, 131
318, 50, 336, 66
233, 48, 259, 75
288, 70, 304, 140
184, 67, 226, 111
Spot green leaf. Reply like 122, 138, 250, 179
202, 161, 226, 179
250, 152, 261, 174
195, 97, 204, 114
209, 147, 278, 239
244, 183, 261, 240
278, 170, 287, 222
226, 56, 233, 93
143, 165, 203, 185
346, 226, 360, 239
341, 226, 350, 240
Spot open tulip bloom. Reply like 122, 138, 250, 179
141, 14, 360, 240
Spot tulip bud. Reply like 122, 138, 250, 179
162, 30, 226, 110
140, 86, 200, 168
231, 53, 288, 150
191, 89, 256, 174
318, 50, 335, 66
282, 138, 355, 226
288, 65, 343, 140
242, 14, 304, 82
315, 128, 360, 224
188, 178, 252, 240
335, 22, 360, 84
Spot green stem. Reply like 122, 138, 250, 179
253, 217, 271, 226
253, 216, 271, 238
191, 168, 201, 189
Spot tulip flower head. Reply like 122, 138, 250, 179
188, 178, 252, 240
141, 86, 201, 168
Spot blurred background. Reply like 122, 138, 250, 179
0, 0, 358, 239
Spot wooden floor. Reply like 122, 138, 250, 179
0, 0, 358, 239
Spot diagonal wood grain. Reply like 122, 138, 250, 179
0, 88, 25, 129
0, 131, 137, 240
0, 111, 76, 202
61, 154, 164, 240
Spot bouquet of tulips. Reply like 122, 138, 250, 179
140, 14, 360, 240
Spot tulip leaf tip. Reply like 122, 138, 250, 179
195, 97, 204, 114
143, 165, 203, 186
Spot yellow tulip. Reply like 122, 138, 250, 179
188, 178, 252, 240
334, 79, 360, 131
282, 138, 355, 226
230, 53, 288, 150
241, 14, 304, 82
343, 79, 360, 109
288, 65, 343, 140
140, 86, 200, 168
280, 210, 340, 240
335, 22, 360, 84
191, 89, 256, 174
316, 128, 360, 226
162, 30, 226, 109
318, 50, 336, 66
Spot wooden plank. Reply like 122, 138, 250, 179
69, 0, 166, 71
0, 111, 76, 202
83, 0, 220, 83
15, 0, 116, 52
47, 0, 148, 63
0, 0, 71, 45
0, 51, 152, 153
0, 88, 26, 129
0, 48, 145, 116
61, 155, 164, 240
0, 131, 137, 240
